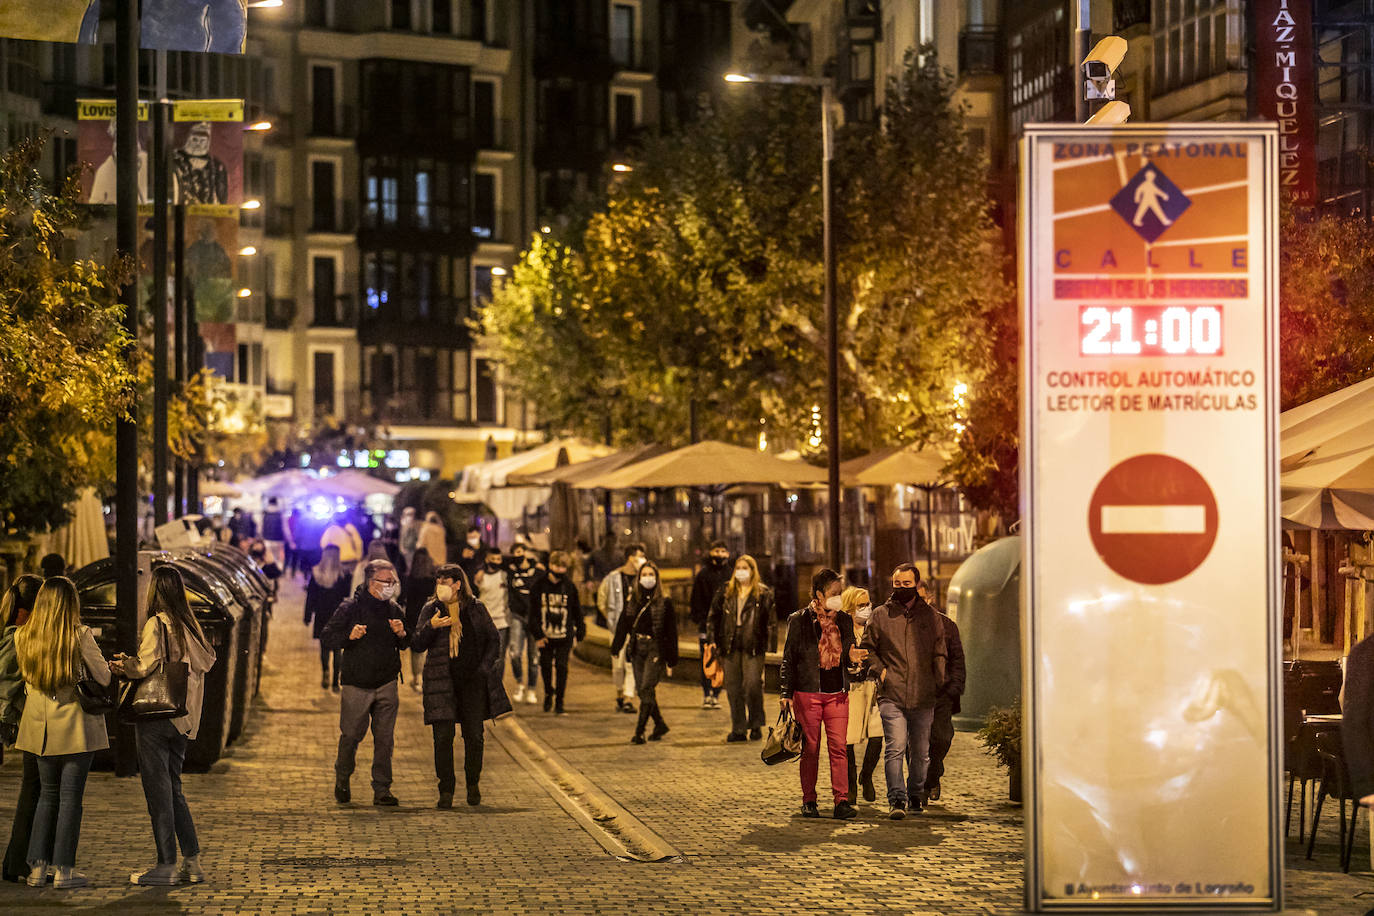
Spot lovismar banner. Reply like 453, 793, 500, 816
170, 99, 244, 215
76, 98, 151, 205
0, 0, 99, 44
142, 0, 247, 54
1019, 125, 1281, 912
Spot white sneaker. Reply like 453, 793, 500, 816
524, 689, 538, 704
512, 685, 525, 703
130, 863, 181, 886
701, 696, 712, 709
710, 695, 722, 709
53, 866, 89, 889
179, 855, 205, 884
26, 860, 47, 887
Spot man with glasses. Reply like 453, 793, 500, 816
322, 559, 410, 806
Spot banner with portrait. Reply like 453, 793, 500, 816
170, 99, 244, 215
142, 0, 247, 53
185, 213, 239, 379
75, 99, 151, 205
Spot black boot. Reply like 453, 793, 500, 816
633, 704, 651, 742
648, 704, 669, 741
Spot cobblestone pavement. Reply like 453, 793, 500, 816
0, 579, 1366, 914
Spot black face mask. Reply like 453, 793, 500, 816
485, 562, 500, 571
710, 556, 729, 567
891, 585, 919, 604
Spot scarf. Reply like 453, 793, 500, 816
814, 602, 842, 669
446, 601, 464, 658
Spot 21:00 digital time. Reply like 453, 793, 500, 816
1079, 305, 1223, 357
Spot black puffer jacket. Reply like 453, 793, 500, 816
411, 598, 513, 725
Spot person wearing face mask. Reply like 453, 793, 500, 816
321, 559, 410, 807
921, 581, 965, 804
689, 541, 732, 710
411, 565, 511, 808
840, 587, 884, 805
596, 543, 647, 714
457, 524, 488, 582
504, 542, 542, 704
609, 561, 678, 744
707, 554, 775, 742
779, 569, 861, 820
859, 563, 950, 819
473, 549, 511, 671
529, 552, 586, 714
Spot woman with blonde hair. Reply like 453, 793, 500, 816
305, 545, 350, 691
707, 553, 775, 742
112, 565, 217, 885
13, 577, 111, 888
841, 586, 884, 804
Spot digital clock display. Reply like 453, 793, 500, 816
1079, 305, 1223, 357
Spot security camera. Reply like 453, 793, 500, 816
1085, 100, 1131, 126
1081, 36, 1128, 101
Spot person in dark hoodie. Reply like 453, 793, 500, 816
529, 551, 585, 715
689, 541, 731, 710
610, 560, 678, 744
411, 564, 511, 808
322, 559, 410, 807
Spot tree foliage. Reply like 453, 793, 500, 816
482, 51, 1008, 463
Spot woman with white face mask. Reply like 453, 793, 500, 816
841, 587, 883, 805
705, 554, 775, 742
609, 560, 678, 744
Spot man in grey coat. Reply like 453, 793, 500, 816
860, 562, 949, 819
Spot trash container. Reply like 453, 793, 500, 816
200, 541, 276, 700
71, 553, 244, 770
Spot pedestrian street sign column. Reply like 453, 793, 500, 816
1019, 124, 1281, 912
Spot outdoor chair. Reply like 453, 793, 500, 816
1305, 728, 1366, 873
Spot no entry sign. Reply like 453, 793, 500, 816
1021, 125, 1281, 912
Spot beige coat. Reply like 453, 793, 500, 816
417, 520, 447, 567
16, 626, 111, 757
121, 612, 218, 740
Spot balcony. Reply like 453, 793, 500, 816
312, 293, 357, 329
265, 296, 296, 330
475, 117, 516, 152
309, 104, 357, 140
959, 26, 1003, 76
611, 39, 654, 73
310, 200, 357, 235
266, 205, 294, 237
471, 209, 516, 245
366, 387, 459, 425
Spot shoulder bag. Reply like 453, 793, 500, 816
761, 707, 804, 765
118, 618, 190, 722
75, 659, 118, 716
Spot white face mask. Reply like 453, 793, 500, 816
639, 575, 657, 590
734, 568, 751, 583
379, 583, 399, 601
435, 584, 455, 603
631, 555, 646, 570
855, 604, 872, 623
824, 595, 843, 612
467, 535, 481, 547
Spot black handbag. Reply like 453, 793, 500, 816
760, 707, 804, 766
118, 619, 190, 722
75, 661, 117, 716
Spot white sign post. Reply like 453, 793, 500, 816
1020, 124, 1281, 912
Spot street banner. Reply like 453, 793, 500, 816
1253, 0, 1317, 206
170, 99, 244, 214
142, 0, 247, 53
0, 0, 99, 44
1020, 125, 1280, 911
185, 212, 238, 378
76, 99, 151, 205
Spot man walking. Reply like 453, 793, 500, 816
860, 563, 949, 819
322, 559, 410, 806
920, 581, 965, 803
597, 543, 647, 714
530, 552, 585, 715
689, 541, 731, 709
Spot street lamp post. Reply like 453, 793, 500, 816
725, 73, 842, 572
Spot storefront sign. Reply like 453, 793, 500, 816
1020, 125, 1281, 912
1254, 0, 1317, 205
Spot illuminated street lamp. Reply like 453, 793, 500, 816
245, 120, 272, 131
490, 266, 508, 277
611, 162, 633, 173
239, 245, 258, 256
242, 199, 262, 210
725, 70, 843, 571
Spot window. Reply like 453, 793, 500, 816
613, 91, 638, 144
468, 0, 488, 42
312, 257, 338, 325
305, 0, 329, 27
363, 156, 470, 231
474, 265, 495, 304
392, 0, 413, 30
311, 160, 337, 230
475, 358, 498, 422
311, 65, 336, 135
611, 3, 636, 68
1154, 0, 1226, 96
473, 172, 496, 239
313, 351, 336, 414
432, 0, 452, 33
474, 80, 496, 147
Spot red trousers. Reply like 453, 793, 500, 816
793, 691, 850, 804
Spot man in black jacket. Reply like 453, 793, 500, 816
921, 582, 966, 803
689, 541, 732, 709
529, 551, 585, 714
322, 559, 410, 806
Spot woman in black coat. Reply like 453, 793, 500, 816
303, 546, 350, 691
610, 561, 678, 745
411, 564, 512, 808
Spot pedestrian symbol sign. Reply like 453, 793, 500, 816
1109, 163, 1191, 243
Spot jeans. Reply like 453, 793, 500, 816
793, 691, 850, 805
697, 633, 721, 699
721, 650, 766, 735
135, 718, 200, 864
431, 677, 488, 794
319, 645, 342, 686
539, 641, 572, 705
2, 751, 40, 881
878, 698, 935, 807
28, 752, 94, 868
925, 697, 956, 793
335, 681, 399, 794
630, 635, 666, 736
507, 616, 538, 687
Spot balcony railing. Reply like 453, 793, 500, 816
475, 116, 515, 152
310, 200, 357, 234
309, 104, 357, 139
266, 296, 296, 330
312, 293, 357, 328
959, 25, 1003, 76
265, 204, 294, 237
471, 208, 516, 245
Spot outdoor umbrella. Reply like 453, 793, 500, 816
506, 445, 669, 487
38, 488, 108, 571
573, 440, 826, 490
1281, 373, 1374, 469
458, 439, 616, 521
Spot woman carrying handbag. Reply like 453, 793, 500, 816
110, 565, 217, 886
840, 587, 883, 804
13, 577, 113, 889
